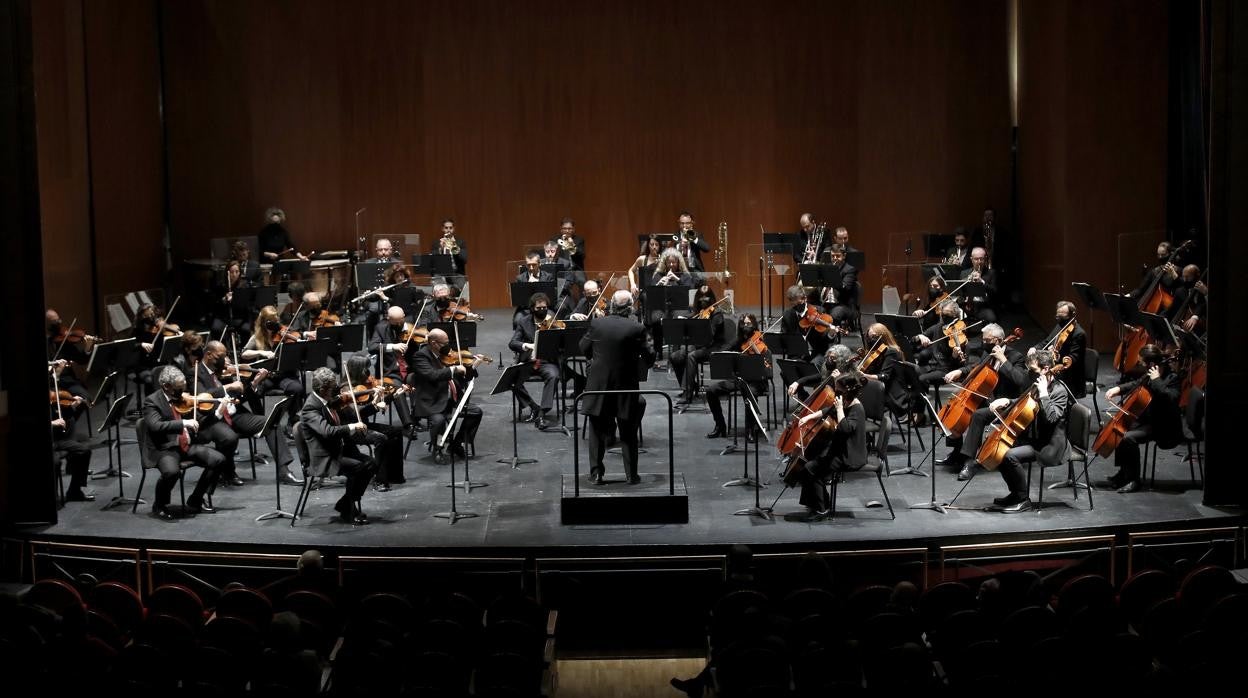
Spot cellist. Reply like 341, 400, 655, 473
787, 371, 868, 520
935, 324, 1029, 481
1102, 344, 1182, 493
987, 349, 1072, 514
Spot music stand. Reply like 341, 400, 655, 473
156, 334, 184, 364
662, 317, 711, 350
273, 259, 311, 279
436, 379, 482, 523
733, 377, 773, 519
254, 398, 295, 522
1136, 311, 1180, 348
98, 394, 139, 510
355, 262, 391, 289
316, 325, 366, 353
275, 342, 308, 373
510, 281, 557, 310
907, 395, 952, 513
492, 364, 540, 468
1072, 282, 1109, 349
410, 253, 436, 276
874, 314, 924, 360
91, 371, 119, 411
797, 263, 839, 289
922, 263, 963, 281
644, 285, 691, 324
233, 285, 278, 313
712, 351, 767, 462
557, 324, 589, 424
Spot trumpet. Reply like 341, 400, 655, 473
671, 228, 698, 244
440, 233, 460, 256
558, 234, 577, 253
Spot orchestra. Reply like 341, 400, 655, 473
43, 209, 1203, 527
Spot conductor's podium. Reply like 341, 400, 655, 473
560, 473, 689, 525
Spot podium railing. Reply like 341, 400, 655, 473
571, 389, 674, 497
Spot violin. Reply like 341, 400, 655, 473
695, 296, 729, 320
1091, 385, 1152, 457
271, 325, 303, 344
439, 301, 485, 322
401, 324, 429, 344
538, 316, 567, 331
740, 331, 768, 356
798, 304, 844, 335
49, 389, 78, 408
943, 318, 969, 351
440, 349, 494, 367
310, 309, 340, 328
976, 357, 1072, 470
937, 327, 1023, 437
52, 327, 101, 345
857, 337, 887, 372
332, 385, 379, 410
170, 393, 235, 417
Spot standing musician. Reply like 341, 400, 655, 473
279, 281, 307, 325
50, 360, 95, 502
190, 340, 279, 488
557, 217, 587, 270
242, 305, 307, 435
675, 210, 711, 273
580, 290, 656, 485
1167, 264, 1208, 335
705, 314, 772, 439
410, 328, 484, 464
258, 207, 308, 262
299, 367, 375, 525
781, 284, 826, 362
934, 324, 1029, 481
645, 248, 693, 357
833, 226, 860, 256
628, 235, 664, 295
142, 365, 226, 521
787, 371, 868, 519
1129, 241, 1181, 300
229, 240, 263, 283
1031, 300, 1088, 397
820, 243, 859, 329
987, 349, 1072, 513
342, 354, 406, 492
211, 259, 253, 341
365, 237, 401, 264
944, 228, 972, 269
913, 299, 969, 389
794, 213, 824, 264
860, 323, 908, 417
370, 305, 421, 439
957, 247, 998, 326
45, 308, 94, 411
1102, 344, 1182, 493
432, 217, 469, 279
672, 287, 732, 410
509, 293, 562, 430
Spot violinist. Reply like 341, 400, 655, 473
229, 239, 263, 283
299, 367, 375, 525
819, 243, 858, 329
912, 275, 948, 329
134, 302, 181, 389
1102, 344, 1181, 493
558, 217, 586, 270
706, 315, 772, 439
45, 309, 93, 411
934, 324, 1029, 481
788, 371, 868, 519
1030, 301, 1088, 397
628, 235, 663, 295
987, 349, 1072, 513
342, 354, 405, 492
258, 206, 308, 262
1167, 264, 1207, 335
141, 366, 226, 521
508, 293, 562, 430
286, 291, 322, 339
1129, 241, 1181, 300
913, 300, 968, 388
410, 328, 483, 465
432, 217, 468, 282
671, 287, 731, 410
417, 284, 455, 326
194, 340, 286, 488
568, 279, 603, 321
957, 247, 998, 326
859, 323, 907, 417
242, 305, 306, 436
211, 259, 253, 341
369, 306, 421, 439
49, 361, 95, 502
279, 281, 307, 325
781, 285, 825, 362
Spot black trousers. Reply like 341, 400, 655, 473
335, 448, 378, 512
942, 406, 994, 461
1112, 426, 1153, 483
53, 437, 90, 492
588, 415, 640, 480
428, 404, 483, 453
670, 347, 711, 399
153, 444, 224, 509
794, 458, 833, 511
357, 423, 404, 484
514, 361, 560, 413
998, 444, 1038, 497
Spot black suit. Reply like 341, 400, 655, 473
957, 267, 998, 326
368, 321, 417, 428
781, 305, 824, 361
1109, 370, 1182, 485
944, 245, 972, 270
509, 312, 561, 415
680, 234, 712, 272
579, 313, 655, 479
335, 395, 405, 486
916, 320, 967, 387
298, 394, 377, 514
1043, 321, 1088, 398
141, 392, 225, 510
186, 360, 290, 482
409, 345, 483, 454
559, 235, 586, 269
51, 403, 91, 496
820, 262, 859, 326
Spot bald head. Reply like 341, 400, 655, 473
206, 340, 226, 354
428, 329, 449, 344
387, 306, 406, 324
583, 280, 599, 296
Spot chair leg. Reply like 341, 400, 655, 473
875, 471, 895, 520
292, 472, 315, 527
131, 468, 148, 514
1081, 458, 1094, 510
1148, 443, 1157, 489
1036, 464, 1044, 510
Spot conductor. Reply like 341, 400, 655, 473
579, 290, 655, 485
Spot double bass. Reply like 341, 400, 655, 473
937, 327, 1023, 436
1115, 240, 1191, 373
976, 357, 1072, 470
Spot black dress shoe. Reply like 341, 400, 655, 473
152, 507, 176, 522
280, 470, 303, 485
186, 499, 216, 514
1001, 498, 1032, 513
1116, 480, 1140, 493
535, 417, 550, 431
450, 441, 468, 458
350, 513, 369, 525
372, 482, 392, 493
936, 453, 965, 467
66, 489, 96, 502
223, 476, 245, 487
993, 494, 1014, 506
404, 425, 422, 440
706, 425, 728, 439
590, 472, 604, 485
957, 463, 977, 481
433, 450, 448, 465
627, 475, 641, 485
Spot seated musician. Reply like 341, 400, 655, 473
934, 323, 1029, 481
509, 293, 562, 430
542, 240, 574, 275
790, 344, 856, 402
706, 314, 772, 439
134, 302, 181, 390
860, 323, 907, 417
913, 300, 968, 389
286, 291, 323, 339
645, 248, 693, 358
410, 328, 484, 464
568, 279, 604, 321
142, 365, 226, 521
781, 284, 828, 362
1030, 301, 1087, 397
299, 367, 375, 524
957, 247, 998, 326
230, 239, 263, 283
279, 281, 307, 325
365, 237, 400, 264
558, 217, 586, 270
515, 251, 556, 327
986, 349, 1072, 513
912, 275, 948, 329
1128, 241, 1181, 300
342, 354, 406, 492
211, 259, 253, 342
672, 287, 731, 410
1167, 264, 1207, 335
416, 283, 455, 326
216, 341, 299, 485
370, 306, 421, 439
354, 262, 410, 333
789, 371, 868, 519
50, 361, 95, 502
819, 243, 858, 329
258, 206, 308, 262
242, 305, 306, 434
45, 308, 94, 413
1103, 344, 1182, 493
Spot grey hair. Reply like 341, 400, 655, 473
981, 323, 1004, 341
157, 365, 186, 388
311, 367, 338, 395
432, 283, 449, 295
611, 290, 633, 315
826, 344, 855, 370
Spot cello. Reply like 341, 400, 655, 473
937, 327, 1022, 437
1115, 240, 1191, 373
1090, 384, 1152, 458
976, 356, 1072, 471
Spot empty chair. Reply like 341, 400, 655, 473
87, 581, 145, 639
1177, 565, 1237, 619
148, 583, 205, 630
216, 586, 273, 630
1118, 569, 1176, 628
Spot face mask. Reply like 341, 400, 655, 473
697, 297, 712, 309
1056, 316, 1067, 324
533, 308, 548, 319
265, 319, 281, 332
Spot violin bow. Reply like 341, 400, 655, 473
51, 363, 64, 422
341, 354, 363, 425
147, 296, 182, 354
51, 317, 78, 363
405, 298, 430, 355
279, 302, 304, 344
855, 336, 883, 371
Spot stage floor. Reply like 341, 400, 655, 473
24, 307, 1238, 555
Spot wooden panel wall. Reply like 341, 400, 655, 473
160, 0, 1013, 309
